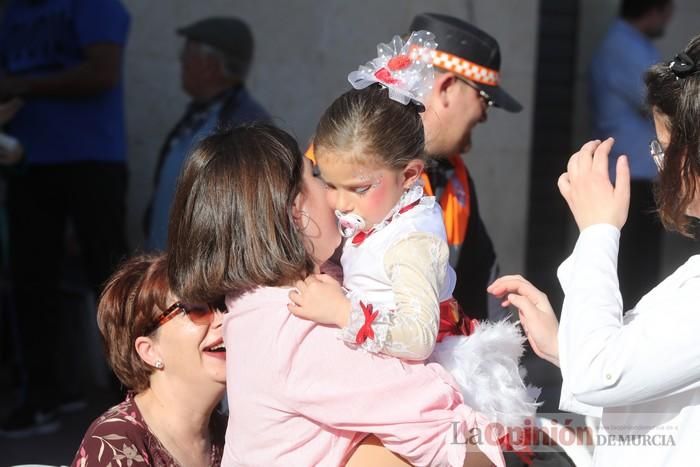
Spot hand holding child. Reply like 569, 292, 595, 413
288, 274, 351, 328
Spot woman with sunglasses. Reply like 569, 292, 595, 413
72, 253, 227, 467
489, 35, 700, 466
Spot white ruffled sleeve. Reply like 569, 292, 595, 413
340, 233, 448, 360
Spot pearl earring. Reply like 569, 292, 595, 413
155, 360, 164, 369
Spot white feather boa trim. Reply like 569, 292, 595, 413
430, 320, 541, 429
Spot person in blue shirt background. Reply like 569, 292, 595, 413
589, 0, 674, 308
0, 0, 130, 437
144, 17, 270, 251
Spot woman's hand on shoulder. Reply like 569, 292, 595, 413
288, 274, 351, 328
557, 138, 630, 231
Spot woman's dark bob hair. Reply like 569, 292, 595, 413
645, 34, 700, 237
167, 123, 315, 303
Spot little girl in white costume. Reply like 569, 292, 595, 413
289, 31, 538, 436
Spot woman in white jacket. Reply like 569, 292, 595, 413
489, 35, 700, 467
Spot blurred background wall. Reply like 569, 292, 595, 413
573, 0, 700, 278
123, 0, 700, 280
3, 1, 700, 463
122, 0, 540, 276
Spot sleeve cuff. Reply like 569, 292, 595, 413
557, 223, 620, 292
340, 291, 394, 354
576, 224, 620, 252
559, 380, 603, 418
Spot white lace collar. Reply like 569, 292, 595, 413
367, 181, 433, 235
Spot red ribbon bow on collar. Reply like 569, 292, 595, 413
351, 228, 375, 246
355, 301, 379, 345
351, 198, 422, 246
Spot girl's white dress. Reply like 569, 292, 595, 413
339, 184, 539, 429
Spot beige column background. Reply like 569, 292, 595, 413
121, 0, 540, 275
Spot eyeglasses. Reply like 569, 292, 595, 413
458, 77, 495, 108
148, 301, 226, 334
649, 138, 665, 171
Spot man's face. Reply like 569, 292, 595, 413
422, 73, 489, 158
646, 2, 674, 39
179, 40, 212, 99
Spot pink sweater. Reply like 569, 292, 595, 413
222, 286, 504, 467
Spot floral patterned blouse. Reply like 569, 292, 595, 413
72, 394, 226, 466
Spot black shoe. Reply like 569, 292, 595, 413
0, 404, 61, 439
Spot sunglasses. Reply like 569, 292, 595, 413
458, 76, 495, 108
148, 301, 227, 334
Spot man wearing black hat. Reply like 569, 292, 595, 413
410, 13, 522, 322
145, 16, 269, 250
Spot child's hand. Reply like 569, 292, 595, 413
288, 274, 351, 328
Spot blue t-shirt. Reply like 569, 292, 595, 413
0, 0, 130, 165
589, 19, 660, 181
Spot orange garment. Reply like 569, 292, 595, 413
421, 155, 471, 246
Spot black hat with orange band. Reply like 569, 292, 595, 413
410, 13, 522, 113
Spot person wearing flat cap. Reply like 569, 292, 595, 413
410, 13, 522, 323
145, 16, 270, 251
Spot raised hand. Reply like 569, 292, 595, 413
557, 138, 631, 231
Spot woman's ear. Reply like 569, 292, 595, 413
402, 159, 426, 189
291, 190, 306, 226
292, 158, 312, 226
135, 336, 161, 369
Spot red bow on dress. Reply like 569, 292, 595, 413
355, 301, 379, 345
436, 298, 478, 343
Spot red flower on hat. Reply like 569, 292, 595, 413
374, 67, 399, 85
387, 54, 411, 71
